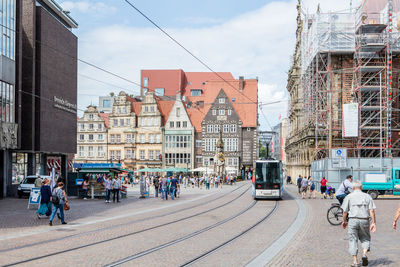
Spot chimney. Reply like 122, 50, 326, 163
239, 76, 244, 91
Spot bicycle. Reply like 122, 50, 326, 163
327, 203, 343, 226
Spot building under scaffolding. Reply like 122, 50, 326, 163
286, 0, 400, 182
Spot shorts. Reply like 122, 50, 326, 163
320, 186, 326, 193
301, 186, 307, 192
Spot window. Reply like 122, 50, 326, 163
126, 134, 132, 143
170, 121, 174, 128
110, 151, 115, 160
247, 127, 251, 131
89, 124, 94, 130
155, 88, 165, 96
212, 109, 216, 115
143, 77, 148, 87
149, 134, 154, 143
98, 134, 103, 140
80, 124, 85, 130
140, 134, 145, 143
207, 125, 213, 133
140, 150, 145, 160
120, 119, 124, 126
145, 106, 149, 112
126, 119, 130, 126
223, 124, 229, 133
219, 98, 225, 103
232, 98, 236, 102
126, 149, 131, 159
230, 124, 237, 133
228, 158, 232, 166
176, 121, 181, 128
89, 114, 94, 120
79, 134, 84, 140
88, 146, 94, 157
89, 134, 94, 140
196, 156, 202, 163
150, 106, 155, 112
116, 134, 121, 143
131, 150, 135, 159
140, 118, 145, 126
117, 108, 121, 114
214, 125, 220, 133
98, 124, 102, 130
79, 146, 84, 157
113, 119, 118, 126
122, 107, 126, 113
116, 151, 121, 159
147, 118, 152, 126
110, 134, 115, 143
204, 158, 209, 166
155, 150, 161, 160
103, 99, 111, 108
98, 146, 103, 157
228, 109, 232, 115
191, 89, 202, 96
143, 88, 148, 95
176, 107, 181, 117
183, 121, 187, 128
156, 134, 161, 143
196, 140, 202, 147
219, 109, 225, 115
149, 150, 154, 160
233, 158, 238, 166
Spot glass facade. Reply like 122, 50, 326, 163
1, 0, 15, 60
0, 81, 14, 123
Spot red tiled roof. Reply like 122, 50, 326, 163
186, 79, 258, 131
130, 101, 142, 115
99, 113, 109, 128
182, 72, 234, 97
157, 99, 175, 126
141, 69, 185, 96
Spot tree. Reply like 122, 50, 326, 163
259, 141, 267, 159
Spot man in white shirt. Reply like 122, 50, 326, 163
336, 175, 353, 205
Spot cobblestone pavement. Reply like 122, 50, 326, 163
2, 182, 400, 267
269, 185, 400, 267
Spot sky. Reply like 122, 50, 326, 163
59, 0, 360, 130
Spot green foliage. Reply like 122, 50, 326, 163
259, 141, 267, 159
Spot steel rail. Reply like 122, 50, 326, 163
179, 201, 279, 267
3, 185, 250, 267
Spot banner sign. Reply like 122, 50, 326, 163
28, 188, 41, 209
73, 163, 122, 169
342, 103, 359, 137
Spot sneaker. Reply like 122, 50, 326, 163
362, 256, 368, 266
62, 222, 67, 225
84, 197, 87, 200
49, 221, 52, 226
37, 213, 41, 219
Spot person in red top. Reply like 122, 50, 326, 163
320, 177, 328, 199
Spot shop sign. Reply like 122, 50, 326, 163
28, 188, 41, 209
54, 96, 77, 114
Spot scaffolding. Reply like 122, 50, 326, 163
300, 0, 400, 160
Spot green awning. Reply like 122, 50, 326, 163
79, 169, 111, 173
139, 168, 163, 172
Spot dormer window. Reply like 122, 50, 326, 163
89, 114, 94, 120
219, 98, 225, 104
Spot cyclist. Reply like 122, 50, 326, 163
336, 175, 353, 205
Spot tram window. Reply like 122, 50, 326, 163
256, 162, 280, 183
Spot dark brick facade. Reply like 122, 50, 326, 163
19, 0, 77, 154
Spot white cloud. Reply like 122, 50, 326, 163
60, 1, 116, 14
77, 0, 353, 128
175, 16, 223, 25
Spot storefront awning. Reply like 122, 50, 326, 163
78, 168, 123, 173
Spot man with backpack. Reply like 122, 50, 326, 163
336, 175, 353, 205
49, 182, 68, 226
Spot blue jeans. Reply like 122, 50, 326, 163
50, 203, 65, 223
336, 194, 346, 205
105, 189, 111, 201
170, 187, 176, 200
82, 189, 88, 198
162, 187, 168, 200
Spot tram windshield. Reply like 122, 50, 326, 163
255, 162, 280, 184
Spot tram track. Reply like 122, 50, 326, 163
3, 184, 251, 267
0, 182, 248, 254
104, 199, 267, 267
180, 200, 279, 267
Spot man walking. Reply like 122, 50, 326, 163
170, 176, 178, 200
154, 176, 159, 198
112, 177, 121, 203
161, 176, 168, 200
297, 175, 302, 194
341, 180, 376, 267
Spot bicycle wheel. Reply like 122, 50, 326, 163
327, 206, 343, 226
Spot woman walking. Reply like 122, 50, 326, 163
320, 176, 327, 199
82, 179, 89, 200
104, 176, 112, 203
308, 177, 316, 199
37, 179, 52, 218
49, 182, 68, 226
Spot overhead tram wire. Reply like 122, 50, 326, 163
122, 0, 258, 106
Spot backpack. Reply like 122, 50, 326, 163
310, 181, 315, 191
52, 188, 60, 205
